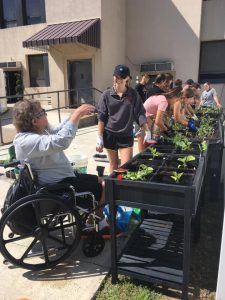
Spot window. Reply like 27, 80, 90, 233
28, 54, 50, 87
0, 0, 46, 29
199, 41, 225, 83
25, 0, 45, 25
2, 0, 17, 28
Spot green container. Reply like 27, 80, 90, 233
69, 154, 88, 174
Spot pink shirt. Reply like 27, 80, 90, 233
144, 95, 168, 117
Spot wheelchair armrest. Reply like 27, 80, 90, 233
75, 191, 94, 197
37, 183, 74, 194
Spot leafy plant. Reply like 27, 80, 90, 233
197, 124, 214, 138
15, 72, 24, 95
177, 155, 195, 168
197, 106, 221, 115
170, 171, 184, 183
172, 133, 192, 151
96, 274, 161, 300
123, 164, 154, 181
0, 159, 9, 166
148, 147, 161, 159
196, 115, 215, 139
172, 122, 185, 132
198, 140, 207, 153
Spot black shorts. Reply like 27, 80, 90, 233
60, 173, 102, 203
103, 131, 133, 151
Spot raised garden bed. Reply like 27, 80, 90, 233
106, 109, 224, 300
106, 150, 205, 299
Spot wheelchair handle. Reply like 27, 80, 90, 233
3, 160, 21, 169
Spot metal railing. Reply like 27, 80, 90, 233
0, 87, 102, 145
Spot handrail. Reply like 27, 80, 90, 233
0, 87, 103, 145
0, 87, 103, 100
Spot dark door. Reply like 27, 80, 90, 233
4, 71, 22, 103
68, 59, 93, 106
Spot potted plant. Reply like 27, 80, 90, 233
15, 72, 24, 101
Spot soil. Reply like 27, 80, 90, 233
151, 171, 195, 186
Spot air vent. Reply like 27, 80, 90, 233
0, 61, 22, 69
0, 62, 7, 68
140, 62, 174, 73
7, 62, 17, 68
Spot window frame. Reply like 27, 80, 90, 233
0, 0, 46, 29
2, 0, 17, 28
28, 54, 50, 88
24, 0, 46, 25
199, 40, 225, 84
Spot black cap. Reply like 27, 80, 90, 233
113, 64, 130, 79
185, 79, 195, 85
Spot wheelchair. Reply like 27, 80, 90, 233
0, 161, 106, 271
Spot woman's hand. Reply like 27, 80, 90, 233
96, 135, 104, 152
187, 119, 198, 132
70, 104, 96, 124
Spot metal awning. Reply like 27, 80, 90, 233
23, 18, 100, 48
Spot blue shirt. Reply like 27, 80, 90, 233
14, 118, 78, 186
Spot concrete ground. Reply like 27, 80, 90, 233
0, 109, 139, 300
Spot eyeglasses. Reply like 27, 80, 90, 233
34, 109, 47, 119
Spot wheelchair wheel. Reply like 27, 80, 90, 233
0, 194, 81, 270
82, 232, 105, 257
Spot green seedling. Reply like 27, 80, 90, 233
172, 122, 185, 132
170, 171, 184, 183
0, 159, 9, 166
197, 123, 214, 138
177, 155, 195, 168
148, 147, 161, 160
123, 164, 154, 181
198, 140, 207, 153
197, 106, 221, 115
196, 115, 214, 138
173, 133, 192, 151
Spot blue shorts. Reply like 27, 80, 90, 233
103, 131, 133, 151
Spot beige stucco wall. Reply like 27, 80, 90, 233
48, 43, 99, 107
45, 0, 101, 24
2, 0, 225, 106
0, 0, 102, 102
126, 0, 202, 83
0, 23, 46, 97
0, 0, 126, 107
100, 0, 126, 90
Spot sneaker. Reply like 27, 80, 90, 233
99, 226, 124, 240
145, 139, 157, 145
81, 223, 95, 240
93, 154, 109, 162
81, 218, 108, 240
